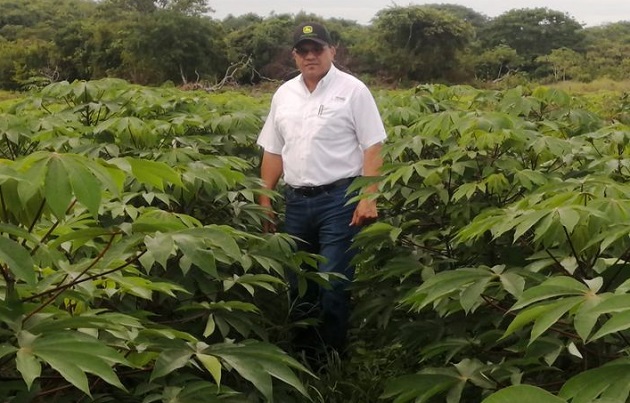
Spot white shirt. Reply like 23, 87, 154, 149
257, 64, 387, 187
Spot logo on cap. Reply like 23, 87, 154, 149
303, 26, 313, 34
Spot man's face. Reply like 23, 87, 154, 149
292, 40, 336, 82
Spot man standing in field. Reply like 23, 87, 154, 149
256, 21, 387, 361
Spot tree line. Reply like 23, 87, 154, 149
1, 0, 629, 90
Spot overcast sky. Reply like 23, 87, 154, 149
209, 1, 630, 27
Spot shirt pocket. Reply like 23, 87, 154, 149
317, 99, 346, 119
275, 105, 303, 141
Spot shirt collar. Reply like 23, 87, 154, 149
298, 63, 338, 91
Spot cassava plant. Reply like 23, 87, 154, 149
351, 84, 630, 402
0, 79, 316, 402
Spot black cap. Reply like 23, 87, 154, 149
293, 22, 332, 48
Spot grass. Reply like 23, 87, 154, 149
548, 78, 630, 94
0, 90, 19, 102
0, 90, 21, 111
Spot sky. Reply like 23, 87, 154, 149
208, 0, 630, 27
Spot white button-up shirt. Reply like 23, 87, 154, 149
257, 64, 387, 187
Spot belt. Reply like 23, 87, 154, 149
287, 177, 357, 197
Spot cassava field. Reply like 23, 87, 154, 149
1, 79, 630, 402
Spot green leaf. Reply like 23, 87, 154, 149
20, 330, 128, 395
503, 303, 556, 339
204, 314, 216, 337
62, 155, 103, 217
257, 357, 309, 398
150, 348, 193, 381
216, 353, 272, 400
573, 295, 607, 341
44, 155, 72, 219
460, 277, 493, 313
511, 277, 589, 311
381, 373, 459, 403
0, 236, 36, 285
16, 348, 41, 390
588, 294, 630, 315
530, 297, 584, 343
208, 342, 310, 400
557, 207, 581, 234
512, 210, 550, 241
196, 353, 222, 386
125, 157, 183, 191
0, 344, 17, 360
483, 385, 565, 402
590, 310, 630, 341
172, 233, 217, 277
144, 233, 174, 269
405, 269, 492, 311
500, 272, 526, 298
559, 360, 630, 403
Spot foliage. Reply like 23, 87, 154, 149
0, 79, 315, 401
1, 0, 630, 87
371, 5, 474, 82
224, 14, 295, 83
479, 8, 584, 69
118, 11, 228, 84
473, 45, 523, 81
424, 3, 489, 29
349, 83, 630, 402
4, 74, 630, 403
536, 48, 584, 82
581, 22, 630, 81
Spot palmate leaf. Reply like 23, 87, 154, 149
132, 209, 199, 233
590, 310, 630, 341
109, 157, 183, 191
483, 385, 565, 403
559, 359, 630, 403
510, 276, 589, 311
0, 236, 36, 285
150, 348, 193, 381
23, 311, 143, 335
44, 155, 72, 218
60, 154, 105, 216
381, 372, 460, 403
223, 274, 285, 295
94, 116, 160, 147
528, 297, 583, 343
17, 330, 129, 396
14, 151, 122, 219
573, 294, 607, 341
157, 380, 238, 403
207, 341, 311, 401
196, 354, 222, 386
404, 268, 495, 312
16, 349, 40, 390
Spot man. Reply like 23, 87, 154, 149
256, 21, 387, 357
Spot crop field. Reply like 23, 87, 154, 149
1, 79, 630, 402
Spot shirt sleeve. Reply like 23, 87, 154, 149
351, 85, 387, 150
256, 96, 284, 154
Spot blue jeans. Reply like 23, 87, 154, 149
284, 183, 360, 352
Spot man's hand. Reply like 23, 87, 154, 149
262, 208, 277, 233
350, 198, 378, 226
351, 143, 383, 226
259, 198, 277, 233
259, 151, 283, 233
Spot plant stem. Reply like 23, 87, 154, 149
22, 233, 119, 324
23, 248, 145, 303
29, 199, 77, 253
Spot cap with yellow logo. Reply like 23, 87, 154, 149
293, 22, 332, 48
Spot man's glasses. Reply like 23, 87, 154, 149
294, 45, 327, 57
